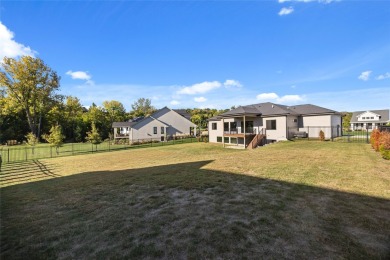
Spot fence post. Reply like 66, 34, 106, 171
72, 143, 74, 155
108, 140, 110, 151
92, 143, 94, 153
25, 147, 27, 161
50, 146, 52, 158
366, 127, 369, 144
308, 126, 310, 141
8, 148, 10, 163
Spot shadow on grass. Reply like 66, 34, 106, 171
1, 160, 389, 259
0, 160, 60, 187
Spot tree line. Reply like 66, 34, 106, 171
0, 56, 227, 144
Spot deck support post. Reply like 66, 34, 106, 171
222, 118, 225, 148
244, 116, 246, 148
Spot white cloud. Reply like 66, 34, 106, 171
224, 79, 242, 88
0, 22, 37, 59
256, 92, 304, 104
194, 97, 207, 103
376, 72, 390, 80
277, 95, 304, 102
170, 100, 180, 105
358, 70, 372, 81
177, 81, 222, 95
256, 93, 279, 100
278, 7, 294, 16
66, 70, 94, 85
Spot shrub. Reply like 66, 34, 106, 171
370, 129, 381, 151
379, 146, 390, 160
319, 130, 325, 141
379, 131, 390, 150
379, 132, 390, 160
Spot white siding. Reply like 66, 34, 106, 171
130, 107, 196, 142
357, 111, 381, 121
298, 115, 341, 138
208, 120, 224, 143
264, 116, 288, 141
131, 117, 166, 141
153, 108, 196, 136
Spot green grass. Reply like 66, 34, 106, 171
0, 137, 198, 163
1, 141, 389, 259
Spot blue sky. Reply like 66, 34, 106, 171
1, 0, 389, 112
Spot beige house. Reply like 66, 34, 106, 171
208, 102, 342, 149
113, 107, 196, 143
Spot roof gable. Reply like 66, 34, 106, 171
350, 109, 390, 123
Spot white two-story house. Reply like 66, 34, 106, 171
350, 109, 390, 131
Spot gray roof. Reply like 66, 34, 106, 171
173, 109, 192, 120
113, 106, 195, 128
210, 102, 339, 120
218, 105, 261, 118
287, 104, 339, 115
112, 122, 137, 128
350, 109, 390, 123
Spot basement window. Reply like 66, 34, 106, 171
217, 136, 222, 142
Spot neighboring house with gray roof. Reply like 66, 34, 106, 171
113, 107, 197, 143
350, 109, 390, 130
208, 102, 341, 148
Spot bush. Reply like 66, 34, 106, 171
379, 131, 390, 150
379, 132, 390, 160
379, 146, 390, 160
370, 129, 381, 151
319, 130, 325, 141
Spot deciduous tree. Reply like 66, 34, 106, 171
130, 98, 156, 118
0, 56, 61, 138
42, 125, 65, 155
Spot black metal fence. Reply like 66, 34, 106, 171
287, 126, 371, 143
0, 136, 199, 164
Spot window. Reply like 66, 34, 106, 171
371, 117, 374, 119
293, 119, 298, 123
217, 136, 222, 142
266, 120, 277, 130
161, 127, 164, 134
212, 123, 217, 130
224, 122, 229, 131
153, 127, 157, 134
240, 121, 254, 133
230, 137, 237, 143
362, 117, 366, 119
224, 137, 229, 143
230, 122, 237, 130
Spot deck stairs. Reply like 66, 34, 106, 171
247, 134, 266, 149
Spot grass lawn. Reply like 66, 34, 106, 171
1, 141, 389, 258
0, 137, 197, 163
